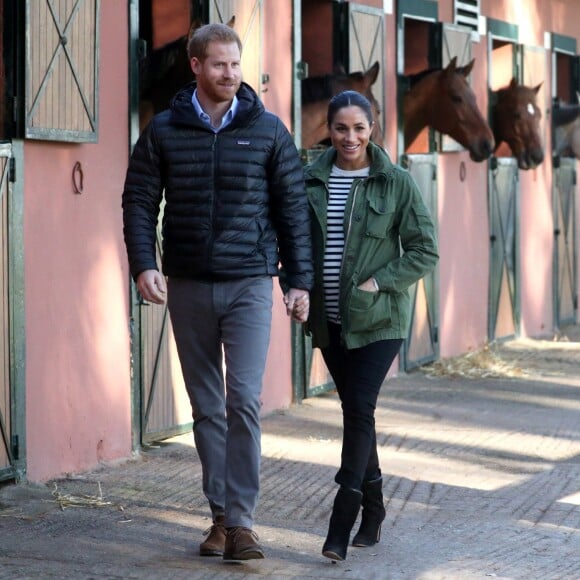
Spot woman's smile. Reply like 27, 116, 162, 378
329, 105, 374, 170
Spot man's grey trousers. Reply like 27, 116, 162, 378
167, 276, 273, 529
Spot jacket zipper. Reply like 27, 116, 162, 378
207, 133, 218, 271
338, 179, 362, 323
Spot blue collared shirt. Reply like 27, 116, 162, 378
192, 90, 238, 132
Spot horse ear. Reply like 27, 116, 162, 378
446, 56, 458, 73
509, 77, 518, 89
226, 15, 235, 28
459, 58, 475, 77
533, 82, 543, 95
333, 62, 347, 75
365, 61, 380, 85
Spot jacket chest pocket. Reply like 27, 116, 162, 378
365, 196, 397, 238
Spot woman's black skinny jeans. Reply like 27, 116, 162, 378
321, 321, 403, 491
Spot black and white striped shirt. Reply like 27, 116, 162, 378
324, 165, 370, 323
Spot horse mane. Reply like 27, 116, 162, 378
404, 68, 441, 89
552, 102, 580, 128
139, 35, 189, 99
302, 74, 336, 104
302, 71, 364, 105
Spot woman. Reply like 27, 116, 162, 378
302, 90, 439, 561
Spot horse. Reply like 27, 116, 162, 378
552, 95, 580, 159
301, 61, 384, 150
402, 57, 495, 162
491, 78, 544, 170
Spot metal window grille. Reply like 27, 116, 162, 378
454, 0, 479, 32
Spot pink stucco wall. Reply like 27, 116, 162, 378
261, 0, 295, 412
519, 41, 553, 338
519, 165, 554, 337
438, 157, 491, 356
483, 0, 579, 45
437, 38, 491, 357
24, 2, 131, 481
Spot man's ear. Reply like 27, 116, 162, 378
190, 57, 201, 75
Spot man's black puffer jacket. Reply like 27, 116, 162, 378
123, 82, 313, 291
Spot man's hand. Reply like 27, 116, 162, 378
284, 288, 309, 323
137, 270, 167, 304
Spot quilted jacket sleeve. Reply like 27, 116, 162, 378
122, 122, 164, 280
267, 119, 314, 291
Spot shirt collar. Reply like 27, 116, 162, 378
192, 89, 239, 131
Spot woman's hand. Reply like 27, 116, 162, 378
357, 277, 379, 293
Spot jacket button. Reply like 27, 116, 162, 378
354, 214, 361, 222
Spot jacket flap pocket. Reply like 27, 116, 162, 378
366, 197, 396, 238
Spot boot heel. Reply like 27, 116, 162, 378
352, 477, 386, 547
353, 522, 381, 547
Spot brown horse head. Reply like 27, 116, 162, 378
492, 78, 544, 170
301, 62, 384, 150
403, 57, 495, 162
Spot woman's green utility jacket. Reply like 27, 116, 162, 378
304, 141, 439, 350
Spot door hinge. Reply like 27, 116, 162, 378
296, 61, 308, 81
9, 158, 15, 182
11, 435, 19, 460
136, 38, 148, 60
433, 326, 439, 343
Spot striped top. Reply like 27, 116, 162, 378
324, 164, 370, 323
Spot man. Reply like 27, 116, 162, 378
122, 23, 312, 561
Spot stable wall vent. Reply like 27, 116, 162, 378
454, 0, 480, 32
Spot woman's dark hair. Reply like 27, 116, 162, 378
327, 90, 374, 126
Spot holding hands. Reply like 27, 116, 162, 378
284, 288, 310, 323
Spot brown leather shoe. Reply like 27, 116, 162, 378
199, 516, 226, 556
223, 526, 265, 561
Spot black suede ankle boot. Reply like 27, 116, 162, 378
322, 486, 363, 561
352, 476, 386, 547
